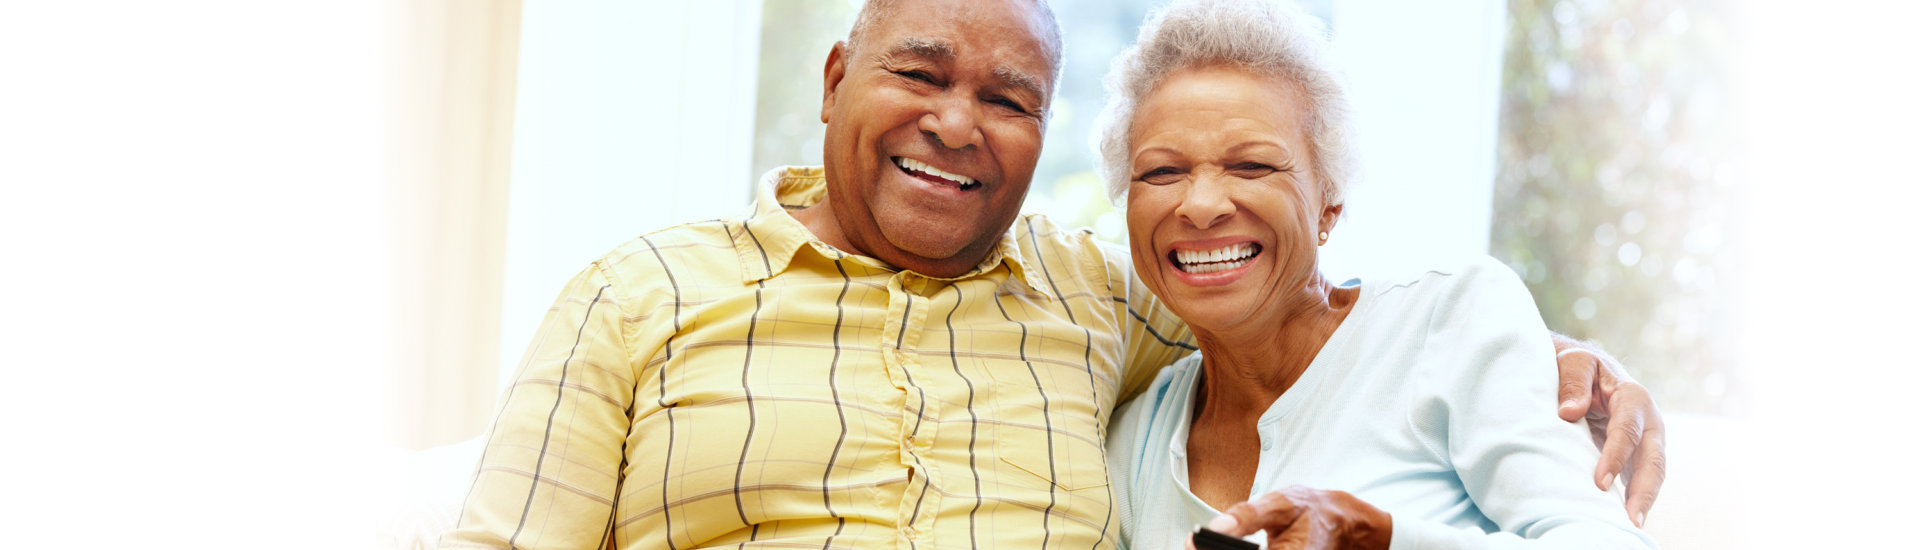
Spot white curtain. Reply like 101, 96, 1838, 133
386, 0, 522, 450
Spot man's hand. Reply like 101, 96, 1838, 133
1552, 333, 1666, 527
1191, 486, 1392, 550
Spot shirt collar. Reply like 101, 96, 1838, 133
733, 165, 1052, 297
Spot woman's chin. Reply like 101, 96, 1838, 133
1166, 301, 1256, 337
1159, 285, 1260, 333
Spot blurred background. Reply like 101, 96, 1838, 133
2, 0, 1914, 547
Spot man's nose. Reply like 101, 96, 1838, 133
1176, 172, 1235, 229
919, 93, 985, 150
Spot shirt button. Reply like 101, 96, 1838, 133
1259, 435, 1272, 451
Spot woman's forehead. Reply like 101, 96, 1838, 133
1134, 69, 1308, 145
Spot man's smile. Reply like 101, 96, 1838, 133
893, 156, 981, 190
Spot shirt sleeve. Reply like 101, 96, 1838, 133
1395, 257, 1657, 550
441, 261, 642, 550
1097, 239, 1196, 403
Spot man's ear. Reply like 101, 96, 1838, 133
822, 41, 849, 124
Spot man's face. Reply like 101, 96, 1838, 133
818, 0, 1057, 277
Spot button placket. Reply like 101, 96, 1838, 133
884, 272, 943, 543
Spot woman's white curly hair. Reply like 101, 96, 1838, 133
1095, 0, 1356, 208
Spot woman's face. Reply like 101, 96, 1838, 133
1125, 65, 1341, 333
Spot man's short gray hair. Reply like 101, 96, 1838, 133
846, 0, 1065, 82
845, 0, 903, 54
1095, 0, 1356, 207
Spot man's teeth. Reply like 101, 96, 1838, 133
896, 157, 978, 188
1174, 243, 1259, 274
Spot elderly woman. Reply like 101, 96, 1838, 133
1098, 1, 1657, 548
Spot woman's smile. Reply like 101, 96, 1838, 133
1166, 239, 1264, 286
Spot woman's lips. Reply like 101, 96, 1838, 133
1170, 242, 1260, 273
1166, 241, 1262, 286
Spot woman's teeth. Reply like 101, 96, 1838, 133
1172, 242, 1260, 274
895, 157, 979, 189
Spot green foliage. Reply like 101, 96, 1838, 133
1494, 0, 1742, 414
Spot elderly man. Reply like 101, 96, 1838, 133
443, 0, 1665, 548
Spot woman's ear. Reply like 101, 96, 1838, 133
821, 41, 849, 124
1319, 203, 1344, 236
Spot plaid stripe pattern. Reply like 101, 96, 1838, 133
444, 166, 1195, 550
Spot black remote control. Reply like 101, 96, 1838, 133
1192, 526, 1259, 550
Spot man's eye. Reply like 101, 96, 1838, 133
896, 70, 936, 84
989, 97, 1028, 114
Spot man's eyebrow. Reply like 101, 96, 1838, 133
993, 66, 1046, 103
883, 38, 954, 62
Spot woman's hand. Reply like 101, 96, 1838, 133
1190, 486, 1392, 550
1551, 333, 1666, 527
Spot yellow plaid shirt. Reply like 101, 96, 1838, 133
445, 166, 1194, 550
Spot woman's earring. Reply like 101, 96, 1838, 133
1318, 231, 1329, 245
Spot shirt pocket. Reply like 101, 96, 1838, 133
987, 361, 1111, 493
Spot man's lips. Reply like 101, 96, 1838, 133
893, 156, 981, 190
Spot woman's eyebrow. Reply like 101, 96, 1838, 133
1227, 140, 1292, 159
1131, 146, 1180, 165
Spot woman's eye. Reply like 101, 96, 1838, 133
1230, 163, 1277, 177
1138, 168, 1182, 185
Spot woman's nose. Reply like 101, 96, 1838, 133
919, 93, 985, 150
1176, 172, 1234, 229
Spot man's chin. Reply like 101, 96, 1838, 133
887, 239, 973, 263
879, 231, 992, 276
